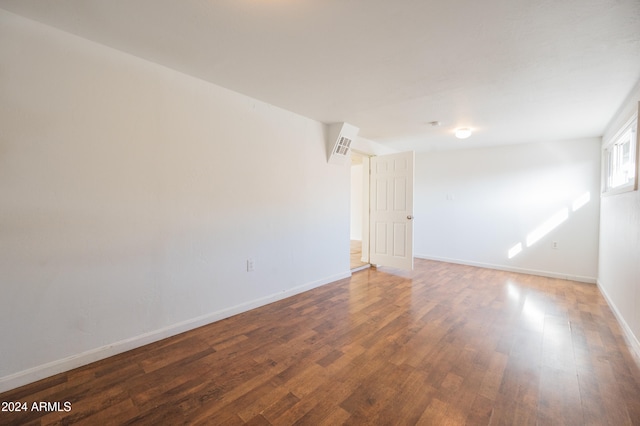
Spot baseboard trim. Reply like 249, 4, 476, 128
596, 279, 640, 365
414, 254, 596, 284
351, 264, 371, 273
0, 271, 351, 394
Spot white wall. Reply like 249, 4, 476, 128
0, 10, 350, 391
414, 138, 601, 282
351, 136, 397, 156
598, 80, 640, 352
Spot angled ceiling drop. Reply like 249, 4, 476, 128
327, 122, 359, 165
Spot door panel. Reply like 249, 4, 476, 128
369, 151, 414, 270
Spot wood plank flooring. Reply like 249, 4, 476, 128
2, 259, 640, 425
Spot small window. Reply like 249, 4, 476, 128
603, 113, 638, 195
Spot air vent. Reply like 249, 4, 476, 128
327, 122, 359, 165
334, 136, 352, 156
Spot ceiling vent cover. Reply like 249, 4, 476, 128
327, 122, 359, 165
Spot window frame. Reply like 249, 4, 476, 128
602, 108, 639, 196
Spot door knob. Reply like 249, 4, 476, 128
407, 215, 413, 220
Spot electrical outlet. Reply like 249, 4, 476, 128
247, 258, 255, 272
552, 241, 558, 249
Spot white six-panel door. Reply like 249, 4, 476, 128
369, 151, 415, 270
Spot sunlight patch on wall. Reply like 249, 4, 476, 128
508, 243, 523, 259
507, 191, 590, 259
572, 192, 590, 212
526, 208, 569, 247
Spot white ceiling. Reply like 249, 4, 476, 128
1, 0, 639, 151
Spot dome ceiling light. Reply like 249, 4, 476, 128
455, 128, 472, 139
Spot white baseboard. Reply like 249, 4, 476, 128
414, 254, 597, 284
596, 279, 640, 364
0, 271, 351, 394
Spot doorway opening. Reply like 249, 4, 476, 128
350, 151, 370, 271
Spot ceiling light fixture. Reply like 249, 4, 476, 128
455, 128, 472, 139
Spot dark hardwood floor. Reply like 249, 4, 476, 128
2, 259, 640, 425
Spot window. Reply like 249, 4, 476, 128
603, 113, 638, 195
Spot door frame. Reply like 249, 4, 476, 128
351, 150, 414, 270
368, 151, 415, 270
361, 154, 370, 264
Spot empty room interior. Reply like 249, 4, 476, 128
1, 1, 640, 424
